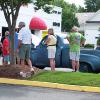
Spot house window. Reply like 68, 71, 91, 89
58, 12, 61, 14
52, 10, 57, 14
53, 22, 60, 27
52, 10, 61, 14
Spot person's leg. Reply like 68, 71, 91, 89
48, 47, 56, 71
3, 56, 9, 65
75, 52, 80, 72
19, 45, 25, 66
20, 59, 25, 66
76, 61, 79, 71
50, 58, 55, 71
16, 52, 20, 64
70, 52, 76, 71
71, 60, 76, 71
26, 59, 34, 71
25, 44, 34, 71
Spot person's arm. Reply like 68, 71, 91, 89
18, 31, 22, 49
44, 35, 51, 45
66, 34, 70, 43
44, 38, 51, 45
66, 37, 70, 43
80, 35, 86, 46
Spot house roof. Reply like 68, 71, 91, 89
76, 10, 100, 24
86, 10, 100, 23
76, 12, 95, 25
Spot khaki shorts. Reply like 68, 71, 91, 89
19, 44, 31, 60
70, 52, 80, 61
47, 46, 56, 59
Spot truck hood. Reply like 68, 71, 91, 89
81, 49, 100, 58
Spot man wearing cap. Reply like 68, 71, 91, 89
67, 26, 86, 72
18, 22, 34, 72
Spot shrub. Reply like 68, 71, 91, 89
97, 37, 100, 46
84, 44, 94, 48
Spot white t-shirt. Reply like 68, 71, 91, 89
0, 36, 1, 41
18, 27, 32, 44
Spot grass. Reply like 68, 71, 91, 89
29, 71, 100, 87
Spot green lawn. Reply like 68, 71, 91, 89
29, 71, 100, 87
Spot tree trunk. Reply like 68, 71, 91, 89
9, 28, 15, 65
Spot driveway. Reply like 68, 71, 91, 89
0, 84, 100, 100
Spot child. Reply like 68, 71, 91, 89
2, 31, 10, 65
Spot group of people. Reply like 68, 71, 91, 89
0, 22, 85, 73
45, 26, 85, 72
0, 22, 34, 72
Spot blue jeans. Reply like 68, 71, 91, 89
4, 55, 10, 62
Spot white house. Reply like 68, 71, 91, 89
0, 4, 62, 39
76, 10, 100, 46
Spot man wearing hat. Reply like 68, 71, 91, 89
18, 22, 34, 72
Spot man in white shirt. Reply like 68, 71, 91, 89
18, 22, 34, 72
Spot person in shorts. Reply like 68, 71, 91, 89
67, 26, 86, 72
18, 22, 34, 72
2, 31, 10, 65
44, 28, 57, 71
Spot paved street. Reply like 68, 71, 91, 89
0, 84, 100, 100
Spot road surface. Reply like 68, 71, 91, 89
0, 84, 100, 100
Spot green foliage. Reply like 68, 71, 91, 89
84, 44, 94, 48
97, 37, 100, 46
34, 0, 53, 13
78, 0, 100, 12
78, 6, 86, 12
52, 0, 79, 32
85, 0, 100, 12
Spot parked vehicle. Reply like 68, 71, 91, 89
31, 35, 100, 73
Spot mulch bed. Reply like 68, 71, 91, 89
0, 64, 32, 79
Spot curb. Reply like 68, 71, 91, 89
0, 78, 100, 93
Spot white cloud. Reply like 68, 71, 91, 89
64, 0, 85, 7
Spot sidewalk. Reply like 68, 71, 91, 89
45, 67, 73, 72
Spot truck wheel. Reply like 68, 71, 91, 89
80, 63, 93, 73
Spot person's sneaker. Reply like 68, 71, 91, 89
30, 68, 34, 75
76, 70, 79, 72
26, 72, 32, 78
20, 72, 27, 78
72, 69, 75, 72
31, 68, 34, 71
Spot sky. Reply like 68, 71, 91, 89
64, 0, 85, 7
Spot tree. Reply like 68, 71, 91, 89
78, 6, 86, 12
52, 0, 79, 32
0, 0, 52, 64
81, 0, 100, 12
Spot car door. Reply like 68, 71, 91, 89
61, 44, 71, 68
34, 36, 62, 67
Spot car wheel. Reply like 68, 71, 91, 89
80, 63, 93, 73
